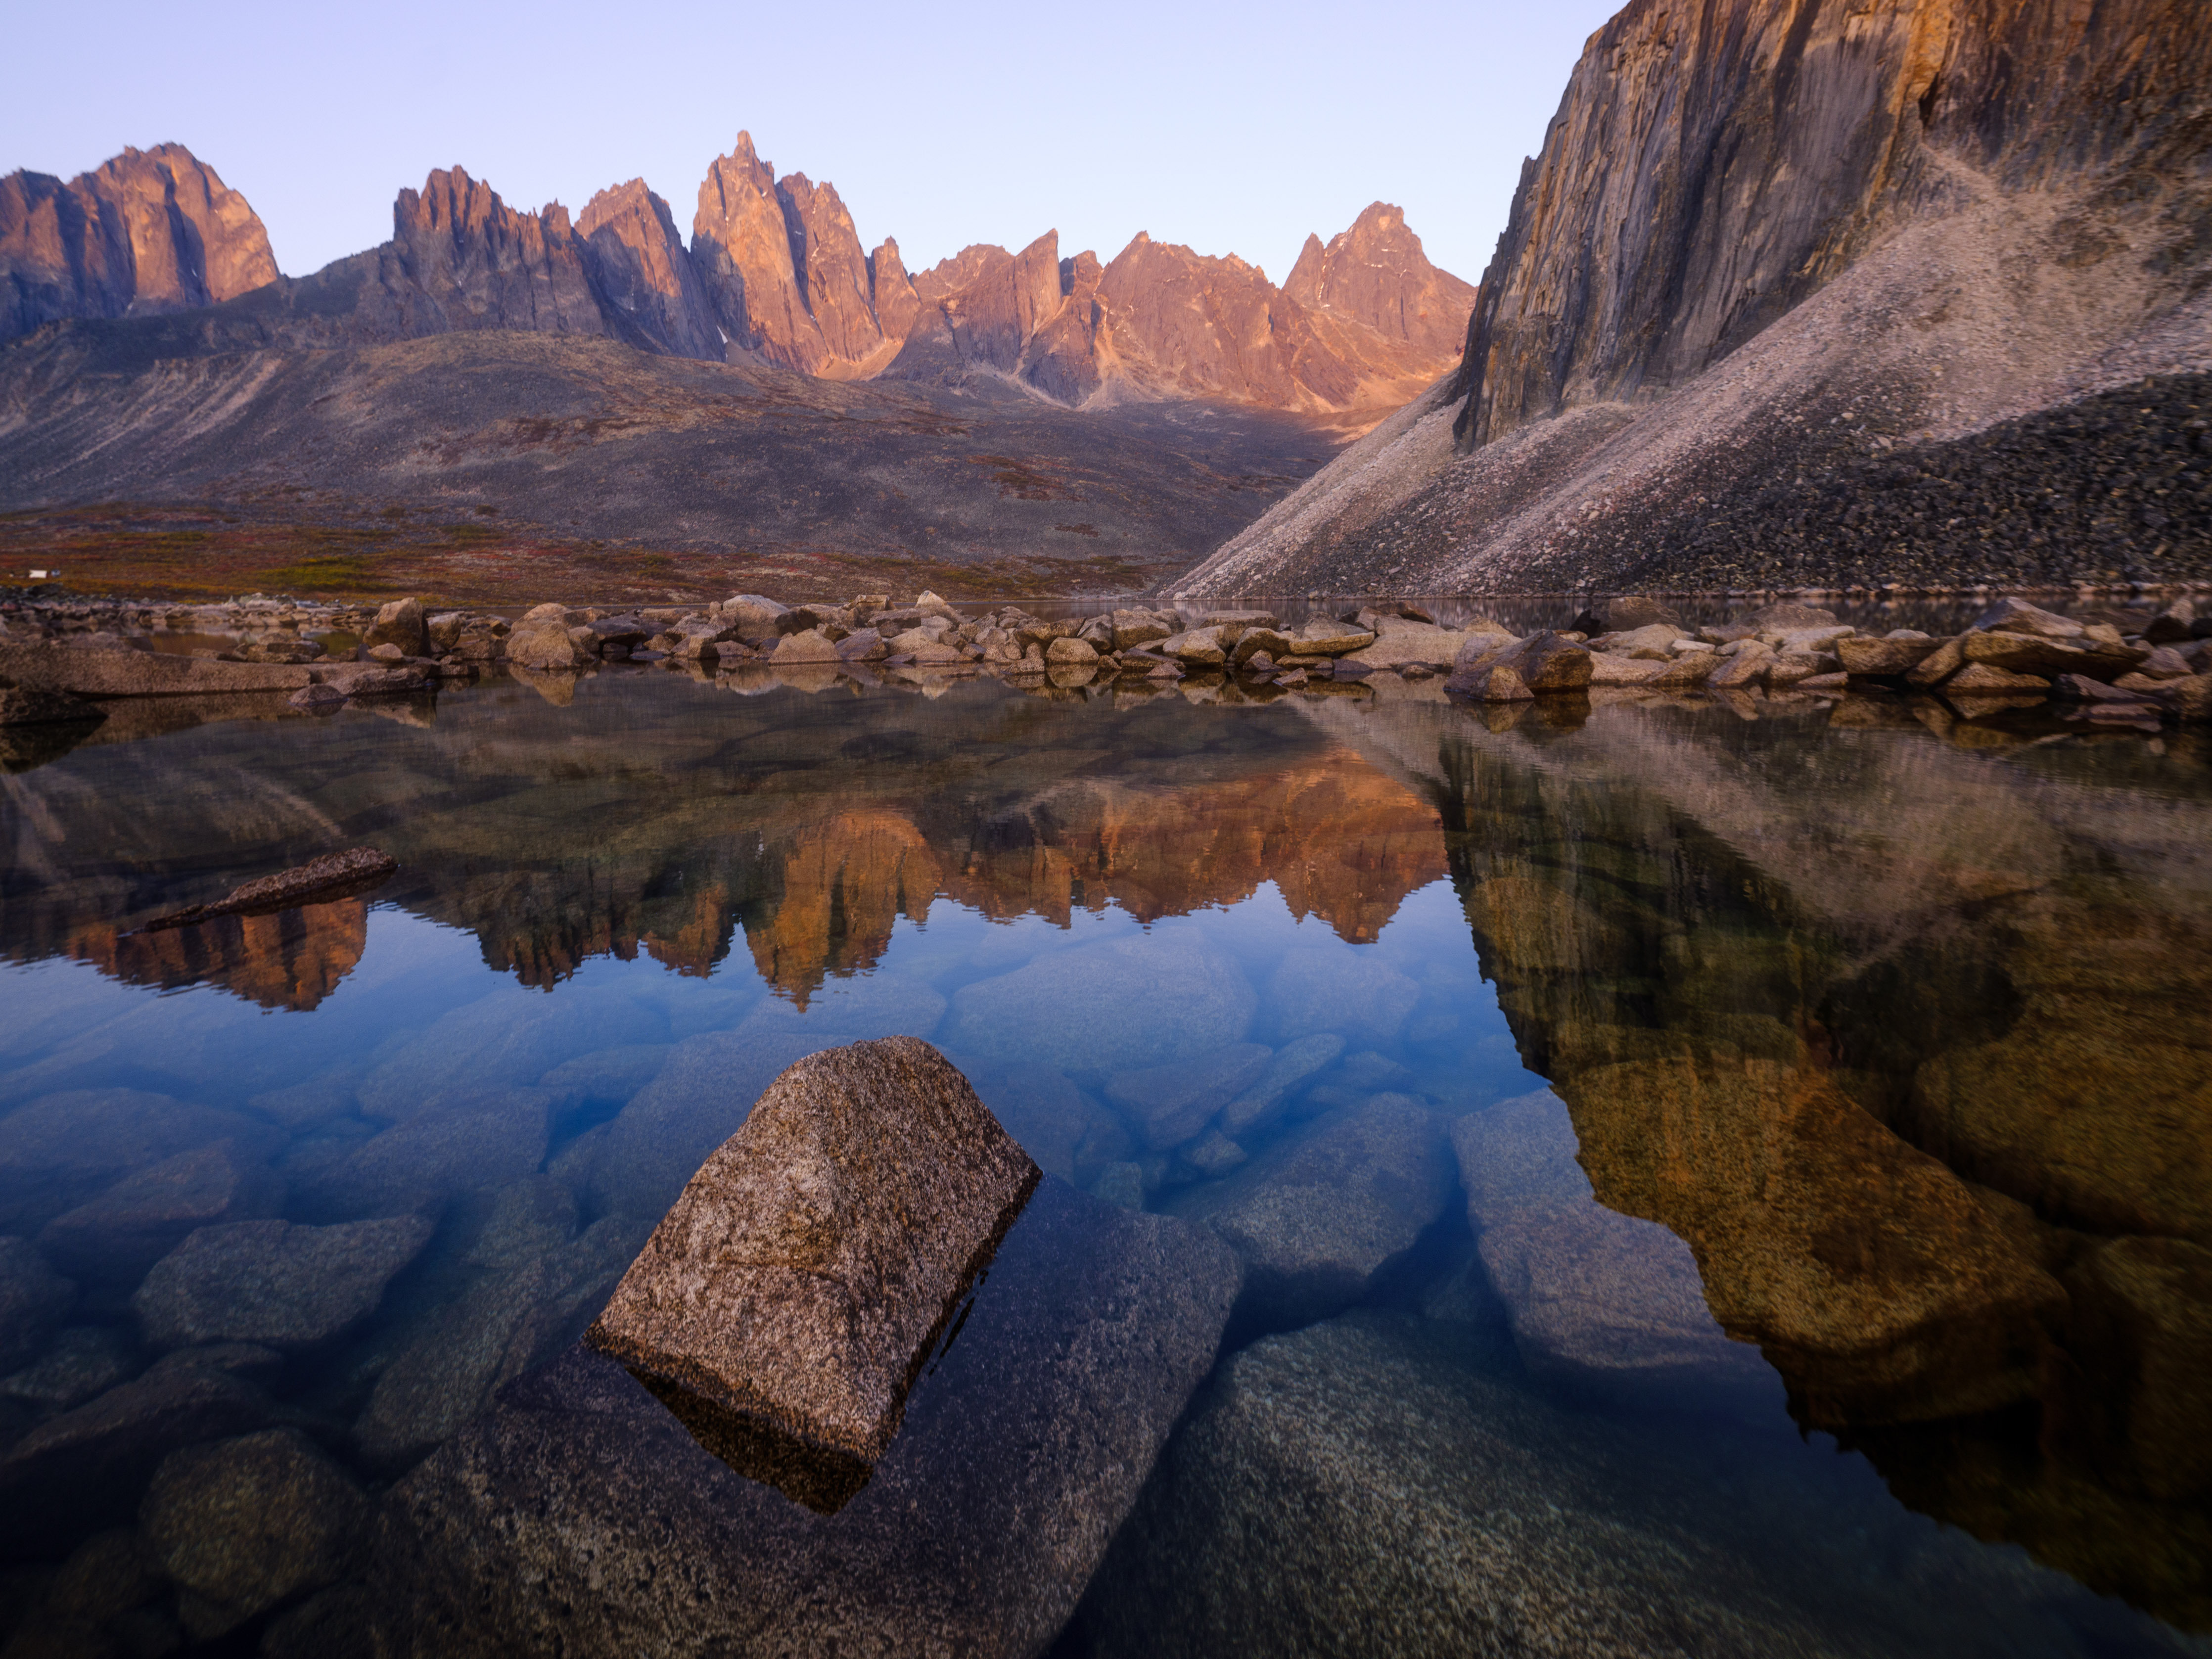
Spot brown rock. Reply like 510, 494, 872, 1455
0, 685, 105, 726
1285, 619, 1377, 657
1905, 635, 1972, 688
0, 638, 310, 697
136, 846, 396, 933
770, 628, 841, 666
504, 614, 585, 671
363, 597, 427, 657
1568, 595, 1687, 636
1970, 598, 2084, 639
1945, 660, 2052, 693
835, 628, 889, 662
2064, 1237, 2212, 1500
1, 144, 277, 343
1448, 662, 1534, 703
585, 1037, 1041, 1512
1045, 636, 1099, 666
577, 179, 723, 361
1961, 629, 2147, 681
1837, 635, 1942, 676
1165, 627, 1228, 667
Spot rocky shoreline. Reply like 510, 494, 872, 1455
2, 586, 2208, 741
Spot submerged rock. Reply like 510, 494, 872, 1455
141, 1428, 369, 1640
587, 1037, 1040, 1512
1105, 1043, 1274, 1152
945, 935, 1258, 1074
0, 1236, 75, 1372
0, 686, 107, 727
133, 1216, 434, 1350
1452, 1094, 1778, 1415
375, 1177, 1240, 1656
1170, 1095, 1452, 1332
0, 1324, 137, 1411
36, 1139, 283, 1285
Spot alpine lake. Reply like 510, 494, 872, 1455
2, 609, 2209, 1659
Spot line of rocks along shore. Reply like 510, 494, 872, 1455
1, 586, 2207, 734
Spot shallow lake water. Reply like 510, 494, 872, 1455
1, 665, 2208, 1656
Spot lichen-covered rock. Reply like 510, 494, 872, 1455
586, 1037, 1040, 1511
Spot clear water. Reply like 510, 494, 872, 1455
1, 666, 2207, 1656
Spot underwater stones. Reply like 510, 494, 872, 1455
0, 1324, 137, 1411
973, 1064, 1112, 1186
133, 1216, 434, 1349
376, 1178, 1240, 1657
0, 686, 106, 726
586, 1037, 1040, 1511
290, 1090, 550, 1219
944, 935, 1258, 1074
1265, 951, 1420, 1047
1218, 1034, 1346, 1135
1061, 1313, 1876, 1659
1170, 1096, 1451, 1331
1451, 1097, 1777, 1414
0, 1363, 274, 1548
2063, 1236, 2212, 1501
0, 1090, 268, 1235
355, 989, 664, 1120
36, 1140, 283, 1285
1106, 1043, 1274, 1151
0, 1236, 74, 1371
141, 1428, 369, 1640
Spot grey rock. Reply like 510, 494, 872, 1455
370, 1179, 1240, 1658
0, 1363, 273, 1549
1062, 1312, 2020, 1658
1218, 1034, 1346, 1135
944, 935, 1257, 1074
585, 1038, 1039, 1511
0, 1090, 268, 1234
1093, 1163, 1146, 1210
1105, 1043, 1273, 1151
1170, 1096, 1452, 1330
0, 1236, 73, 1371
134, 846, 397, 933
356, 991, 666, 1120
133, 1217, 434, 1350
569, 1029, 863, 1226
36, 1140, 283, 1285
141, 1428, 368, 1640
0, 1325, 136, 1412
354, 1214, 636, 1472
1452, 1093, 1779, 1414
973, 1064, 1113, 1186
288, 1090, 551, 1220
1265, 952, 1421, 1046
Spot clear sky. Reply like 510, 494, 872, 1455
2, 0, 1622, 290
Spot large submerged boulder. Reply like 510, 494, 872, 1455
374, 1176, 1241, 1656
585, 1036, 1041, 1512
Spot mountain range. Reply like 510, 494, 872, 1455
0, 134, 1474, 423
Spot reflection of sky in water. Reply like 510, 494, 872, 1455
2, 678, 2207, 1655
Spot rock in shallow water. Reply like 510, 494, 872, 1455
944, 935, 1258, 1074
369, 1176, 1240, 1657
133, 1216, 434, 1349
0, 1235, 74, 1372
1170, 1095, 1452, 1332
586, 1037, 1040, 1512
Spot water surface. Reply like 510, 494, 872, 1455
2, 667, 2208, 1655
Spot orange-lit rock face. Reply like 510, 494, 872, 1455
57, 900, 368, 1012
739, 814, 943, 1004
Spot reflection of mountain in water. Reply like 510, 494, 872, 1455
0, 678, 1443, 1011
1307, 695, 2212, 1627
47, 901, 369, 1012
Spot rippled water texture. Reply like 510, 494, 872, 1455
2, 670, 2209, 1656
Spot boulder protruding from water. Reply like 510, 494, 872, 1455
585, 1035, 1041, 1512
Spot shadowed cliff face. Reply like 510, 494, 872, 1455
0, 144, 277, 342
1176, 0, 2212, 598
1304, 693, 2212, 1623
577, 179, 723, 361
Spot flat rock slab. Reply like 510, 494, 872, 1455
0, 640, 312, 697
134, 1216, 435, 1349
586, 1037, 1041, 1512
136, 847, 396, 933
372, 1177, 1241, 1658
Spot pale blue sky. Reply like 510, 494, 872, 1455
3, 0, 1621, 289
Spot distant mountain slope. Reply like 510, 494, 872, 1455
0, 144, 276, 340
0, 325, 1337, 588
1, 137, 1477, 429
1174, 0, 2212, 598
